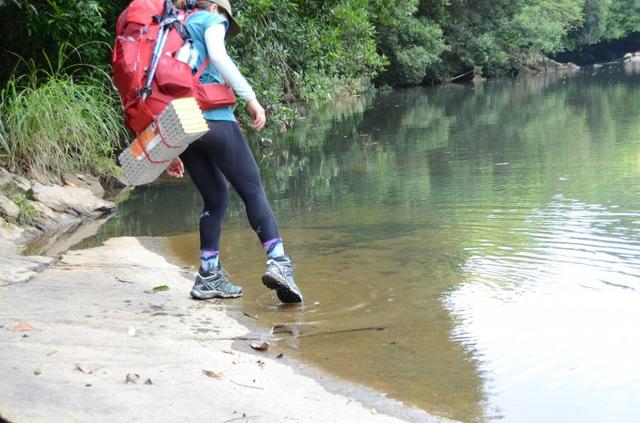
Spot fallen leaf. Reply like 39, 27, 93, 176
152, 285, 170, 292
277, 353, 284, 359
243, 312, 258, 320
34, 366, 42, 376
145, 378, 153, 385
46, 350, 58, 357
202, 369, 223, 379
250, 342, 269, 352
13, 322, 33, 332
125, 373, 140, 384
256, 360, 265, 369
75, 363, 98, 374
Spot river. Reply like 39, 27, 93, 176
73, 62, 640, 422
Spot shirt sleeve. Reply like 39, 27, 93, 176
204, 24, 257, 102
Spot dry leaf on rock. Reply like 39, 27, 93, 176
250, 341, 269, 351
125, 373, 140, 384
75, 363, 98, 374
34, 366, 42, 376
145, 378, 153, 385
202, 369, 223, 379
13, 322, 33, 332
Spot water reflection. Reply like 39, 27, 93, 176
74, 64, 640, 422
447, 195, 640, 422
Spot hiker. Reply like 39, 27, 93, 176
166, 0, 303, 303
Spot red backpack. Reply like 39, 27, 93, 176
112, 0, 236, 134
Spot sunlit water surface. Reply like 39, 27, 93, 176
76, 63, 640, 422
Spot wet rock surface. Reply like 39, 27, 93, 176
0, 238, 440, 423
0, 167, 122, 285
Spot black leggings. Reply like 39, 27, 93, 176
180, 120, 280, 250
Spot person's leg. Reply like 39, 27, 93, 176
198, 121, 302, 303
180, 141, 242, 299
198, 122, 282, 245
180, 141, 228, 267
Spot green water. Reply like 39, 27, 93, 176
78, 63, 640, 422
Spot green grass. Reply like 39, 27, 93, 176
0, 46, 126, 180
10, 192, 37, 226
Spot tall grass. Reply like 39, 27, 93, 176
0, 44, 126, 180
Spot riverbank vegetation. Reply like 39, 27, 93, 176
0, 0, 639, 178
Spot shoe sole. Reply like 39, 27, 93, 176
261, 272, 303, 303
190, 288, 243, 300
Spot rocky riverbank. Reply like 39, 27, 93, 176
0, 167, 124, 285
0, 237, 446, 423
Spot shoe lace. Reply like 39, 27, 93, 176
268, 256, 295, 277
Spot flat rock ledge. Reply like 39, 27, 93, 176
0, 237, 447, 423
0, 167, 118, 285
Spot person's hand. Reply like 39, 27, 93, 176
247, 98, 266, 131
166, 158, 184, 178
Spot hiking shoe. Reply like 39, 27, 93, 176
190, 266, 243, 300
261, 255, 303, 303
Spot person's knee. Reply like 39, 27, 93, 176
202, 197, 229, 217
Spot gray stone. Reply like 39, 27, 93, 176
12, 175, 31, 193
28, 200, 82, 232
0, 167, 13, 188
32, 183, 115, 218
63, 173, 105, 199
623, 54, 640, 63
0, 239, 53, 285
0, 193, 20, 219
0, 217, 26, 242
520, 54, 580, 74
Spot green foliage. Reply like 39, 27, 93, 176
428, 0, 585, 78
0, 49, 126, 179
375, 0, 446, 85
10, 192, 37, 226
0, 0, 112, 82
229, 0, 386, 106
602, 0, 640, 40
570, 0, 612, 46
